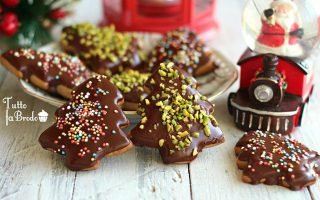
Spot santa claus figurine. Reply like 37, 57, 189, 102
255, 0, 304, 57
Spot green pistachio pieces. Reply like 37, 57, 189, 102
159, 139, 165, 147
181, 85, 188, 90
145, 99, 150, 105
110, 70, 150, 93
64, 23, 145, 63
191, 132, 200, 138
192, 148, 198, 156
150, 79, 156, 84
158, 70, 167, 77
178, 131, 189, 137
156, 101, 164, 107
201, 96, 207, 100
141, 117, 147, 124
204, 126, 211, 137
175, 124, 182, 131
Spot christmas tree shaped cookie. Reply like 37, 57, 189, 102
235, 131, 320, 190
39, 75, 132, 171
129, 62, 224, 164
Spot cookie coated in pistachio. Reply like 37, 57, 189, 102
61, 23, 145, 75
129, 62, 224, 164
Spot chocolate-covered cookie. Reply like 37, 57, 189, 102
235, 131, 320, 190
110, 69, 150, 111
129, 62, 224, 164
61, 23, 145, 75
148, 28, 215, 76
39, 75, 132, 171
0, 48, 92, 99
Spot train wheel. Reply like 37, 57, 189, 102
248, 79, 283, 107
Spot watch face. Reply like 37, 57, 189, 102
242, 0, 320, 58
254, 84, 274, 103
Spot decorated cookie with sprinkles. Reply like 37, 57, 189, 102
110, 69, 150, 111
39, 75, 132, 171
148, 28, 216, 77
60, 23, 145, 75
0, 48, 92, 99
129, 62, 224, 164
235, 131, 320, 190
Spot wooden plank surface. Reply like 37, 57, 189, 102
71, 145, 191, 200
0, 75, 76, 200
0, 0, 319, 200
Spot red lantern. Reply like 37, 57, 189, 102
101, 0, 218, 33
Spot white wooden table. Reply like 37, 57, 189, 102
0, 0, 319, 199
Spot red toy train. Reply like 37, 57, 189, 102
228, 0, 320, 135
228, 51, 314, 135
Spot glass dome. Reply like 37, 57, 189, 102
242, 0, 320, 58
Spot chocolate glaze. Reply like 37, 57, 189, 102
148, 28, 212, 76
122, 88, 147, 103
61, 24, 145, 75
130, 62, 224, 164
235, 131, 320, 190
39, 76, 131, 171
1, 48, 91, 96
